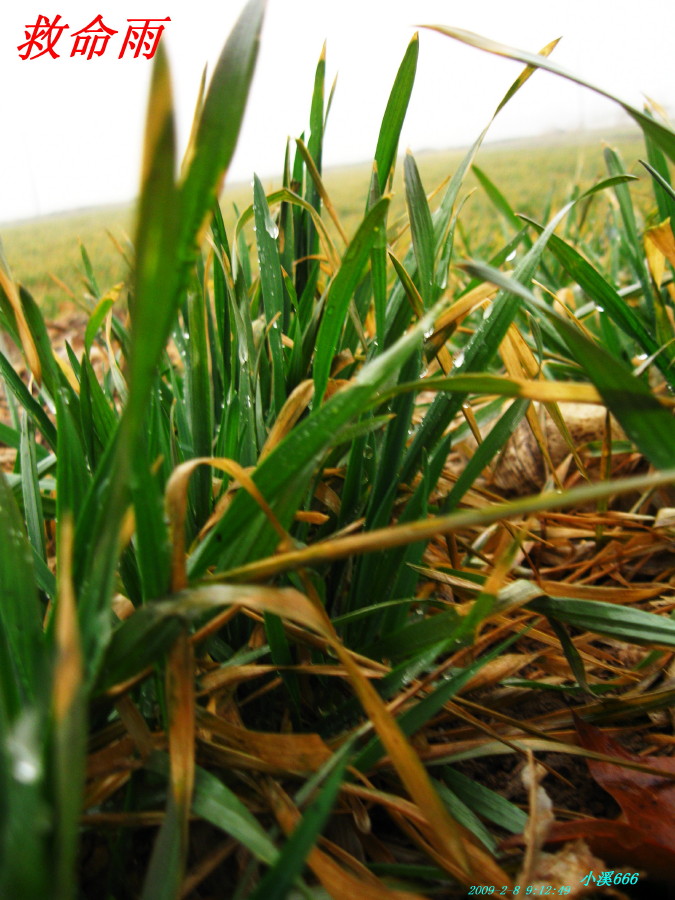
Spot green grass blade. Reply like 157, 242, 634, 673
384, 126, 486, 346
493, 35, 561, 115
84, 297, 114, 355
433, 778, 497, 852
321, 628, 465, 737
0, 470, 44, 714
462, 260, 675, 470
306, 44, 325, 215
16, 287, 64, 401
443, 398, 529, 511
125, 43, 179, 429
371, 191, 388, 350
294, 44, 326, 301
313, 196, 390, 401
365, 608, 460, 663
0, 707, 49, 899
530, 596, 675, 647
141, 796, 182, 900
307, 42, 326, 192
253, 174, 286, 416
523, 219, 663, 370
129, 0, 264, 434
364, 348, 420, 518
76, 2, 265, 673
220, 469, 675, 586
404, 152, 435, 307
19, 413, 46, 563
234, 188, 338, 275
189, 290, 443, 577
548, 618, 594, 695
210, 203, 233, 382
603, 147, 653, 320
184, 282, 214, 526
0, 466, 55, 892
423, 25, 675, 163
640, 158, 675, 219
0, 350, 57, 450
399, 197, 574, 486
131, 449, 172, 603
373, 34, 419, 194
355, 634, 518, 772
178, 0, 265, 252
55, 395, 90, 539
79, 241, 100, 298
249, 746, 351, 900
382, 34, 561, 347
94, 603, 184, 693
97, 584, 312, 692
473, 164, 533, 250
263, 611, 302, 717
0, 420, 19, 450
145, 752, 279, 864
72, 43, 180, 668
379, 373, 595, 405
348, 434, 446, 640
80, 355, 117, 451
442, 767, 527, 834
603, 147, 642, 252
78, 366, 99, 472
50, 519, 86, 900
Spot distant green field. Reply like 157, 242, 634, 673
1, 127, 646, 315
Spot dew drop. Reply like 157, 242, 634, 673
7, 712, 42, 785
14, 758, 39, 784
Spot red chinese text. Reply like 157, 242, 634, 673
71, 15, 118, 60
18, 14, 69, 60
18, 14, 170, 61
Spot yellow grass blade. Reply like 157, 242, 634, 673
166, 457, 293, 591
259, 379, 315, 460
295, 138, 349, 245
53, 515, 82, 723
167, 629, 195, 872
0, 265, 42, 385
215, 468, 675, 585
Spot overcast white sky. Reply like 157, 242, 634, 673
1, 0, 673, 223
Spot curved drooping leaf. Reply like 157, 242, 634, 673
423, 25, 675, 162
461, 259, 675, 470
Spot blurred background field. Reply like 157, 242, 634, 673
1, 126, 645, 317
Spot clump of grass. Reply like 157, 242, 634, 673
1, 2, 675, 897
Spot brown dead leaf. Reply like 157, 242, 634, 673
542, 716, 675, 879
527, 840, 609, 898
196, 708, 332, 774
